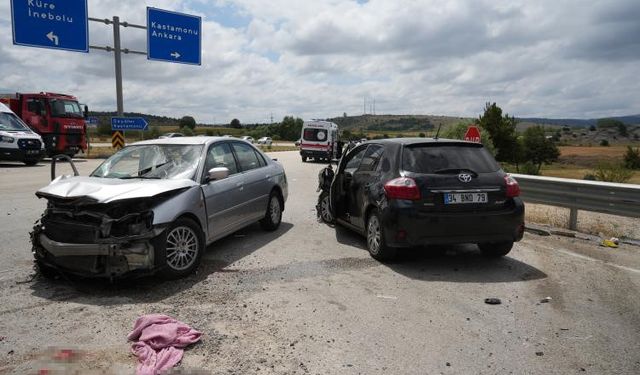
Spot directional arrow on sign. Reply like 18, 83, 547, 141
46, 31, 59, 46
11, 0, 88, 53
171, 52, 181, 59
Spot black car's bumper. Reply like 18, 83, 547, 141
382, 198, 525, 247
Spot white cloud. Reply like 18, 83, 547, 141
1, 0, 639, 123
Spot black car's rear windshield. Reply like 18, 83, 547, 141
402, 144, 500, 174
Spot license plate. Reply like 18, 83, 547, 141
444, 192, 488, 204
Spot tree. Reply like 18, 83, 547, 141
276, 116, 304, 141
476, 103, 519, 163
521, 126, 560, 174
179, 116, 196, 130
230, 118, 241, 128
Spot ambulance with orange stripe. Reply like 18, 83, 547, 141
299, 120, 339, 162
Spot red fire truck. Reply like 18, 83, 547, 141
0, 92, 88, 157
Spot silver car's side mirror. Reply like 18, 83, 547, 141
207, 167, 229, 182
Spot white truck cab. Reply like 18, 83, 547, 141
0, 102, 45, 165
300, 120, 340, 162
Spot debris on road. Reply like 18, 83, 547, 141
484, 298, 502, 305
540, 297, 552, 303
600, 238, 619, 248
535, 351, 544, 356
128, 314, 202, 375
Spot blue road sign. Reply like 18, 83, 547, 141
111, 117, 148, 131
10, 0, 89, 53
147, 7, 202, 65
86, 116, 99, 126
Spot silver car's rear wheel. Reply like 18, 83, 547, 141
260, 192, 283, 231
158, 217, 204, 279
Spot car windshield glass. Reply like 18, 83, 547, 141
91, 144, 203, 180
0, 112, 30, 131
402, 144, 499, 174
303, 128, 327, 142
49, 99, 83, 118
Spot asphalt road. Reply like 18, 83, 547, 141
0, 153, 639, 374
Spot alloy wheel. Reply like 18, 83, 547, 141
166, 226, 199, 271
367, 215, 381, 254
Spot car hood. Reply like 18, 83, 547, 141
0, 129, 42, 139
36, 175, 198, 204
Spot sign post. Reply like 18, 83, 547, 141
147, 7, 202, 65
464, 125, 482, 143
11, 0, 89, 53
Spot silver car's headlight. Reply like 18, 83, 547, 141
0, 136, 15, 143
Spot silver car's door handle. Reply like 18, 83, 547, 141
236, 182, 244, 191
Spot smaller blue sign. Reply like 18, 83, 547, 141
111, 117, 148, 131
10, 0, 89, 53
147, 7, 202, 65
86, 116, 99, 126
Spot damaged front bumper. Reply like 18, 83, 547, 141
31, 196, 170, 278
33, 226, 166, 278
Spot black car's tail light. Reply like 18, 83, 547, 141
384, 177, 421, 200
505, 175, 520, 197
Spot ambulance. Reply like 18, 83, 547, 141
0, 102, 45, 165
299, 120, 340, 162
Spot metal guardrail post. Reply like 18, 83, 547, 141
569, 207, 578, 230
569, 185, 578, 230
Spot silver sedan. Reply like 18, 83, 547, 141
32, 137, 288, 279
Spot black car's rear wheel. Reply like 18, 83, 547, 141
366, 209, 397, 261
158, 217, 204, 279
478, 241, 513, 257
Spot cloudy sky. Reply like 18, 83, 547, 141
1, 0, 639, 124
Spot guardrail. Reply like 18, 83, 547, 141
511, 174, 640, 230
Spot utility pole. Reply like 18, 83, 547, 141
88, 16, 147, 117
363, 96, 366, 115
373, 97, 376, 115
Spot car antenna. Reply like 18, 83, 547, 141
434, 123, 442, 140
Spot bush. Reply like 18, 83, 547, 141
181, 127, 194, 136
583, 173, 597, 181
600, 139, 609, 146
418, 132, 426, 137
624, 146, 640, 169
520, 161, 540, 175
591, 162, 633, 183
205, 129, 214, 136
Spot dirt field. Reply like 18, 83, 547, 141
540, 145, 640, 183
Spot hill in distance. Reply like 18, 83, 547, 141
89, 111, 640, 132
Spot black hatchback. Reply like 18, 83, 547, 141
327, 138, 524, 261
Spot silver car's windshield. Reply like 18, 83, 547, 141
91, 144, 203, 180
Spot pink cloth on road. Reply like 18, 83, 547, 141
128, 314, 202, 375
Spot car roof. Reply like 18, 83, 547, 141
132, 136, 232, 146
365, 137, 482, 146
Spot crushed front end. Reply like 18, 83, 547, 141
32, 195, 165, 279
